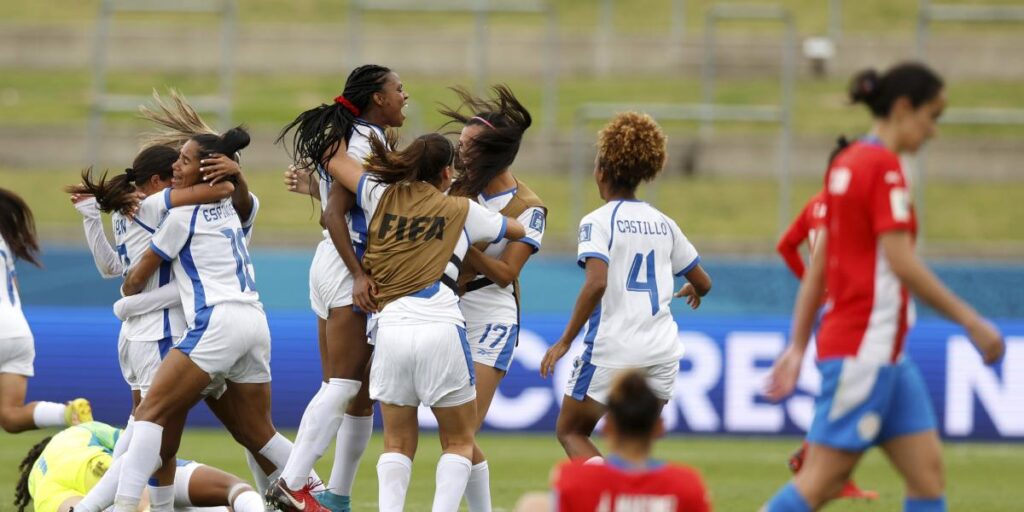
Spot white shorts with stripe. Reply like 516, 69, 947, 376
117, 330, 173, 397
309, 238, 359, 319
466, 322, 518, 372
564, 356, 678, 405
370, 321, 476, 408
174, 302, 271, 387
0, 335, 34, 377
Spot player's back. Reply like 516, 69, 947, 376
555, 458, 711, 512
0, 234, 30, 338
577, 200, 700, 368
818, 140, 916, 363
151, 197, 260, 324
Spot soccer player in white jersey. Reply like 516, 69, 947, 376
540, 112, 712, 461
326, 132, 525, 512
0, 188, 93, 434
106, 127, 269, 512
271, 64, 408, 512
439, 85, 544, 512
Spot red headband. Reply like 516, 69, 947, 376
334, 95, 361, 117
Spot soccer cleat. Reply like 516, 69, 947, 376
265, 478, 331, 512
313, 491, 351, 512
838, 481, 879, 500
787, 442, 808, 473
64, 398, 93, 426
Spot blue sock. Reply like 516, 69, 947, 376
314, 490, 351, 512
905, 497, 946, 512
765, 483, 812, 512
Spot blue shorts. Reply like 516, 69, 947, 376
807, 357, 937, 452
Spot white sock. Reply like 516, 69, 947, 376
147, 484, 175, 512
258, 431, 325, 491
433, 454, 472, 512
282, 379, 360, 490
327, 413, 374, 496
114, 421, 164, 512
75, 417, 134, 512
464, 461, 492, 512
32, 401, 66, 428
245, 449, 269, 494
231, 489, 266, 512
584, 456, 605, 465
377, 452, 413, 512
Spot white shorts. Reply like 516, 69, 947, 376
309, 239, 355, 319
466, 322, 518, 372
564, 357, 679, 405
370, 322, 476, 408
175, 302, 271, 386
0, 335, 34, 377
117, 331, 173, 396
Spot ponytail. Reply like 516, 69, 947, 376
0, 188, 41, 267
65, 145, 177, 216
363, 132, 454, 187
849, 62, 944, 118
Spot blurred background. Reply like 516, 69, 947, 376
2, 0, 1022, 435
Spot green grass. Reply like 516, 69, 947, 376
2, 429, 1023, 510
4, 70, 1024, 139
3, 169, 1022, 249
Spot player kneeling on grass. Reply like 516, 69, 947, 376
540, 112, 711, 461
515, 370, 711, 512
14, 421, 259, 512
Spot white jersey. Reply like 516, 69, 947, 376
460, 188, 546, 326
357, 175, 507, 326
0, 236, 31, 339
151, 197, 261, 326
318, 120, 386, 250
115, 193, 186, 342
576, 200, 700, 368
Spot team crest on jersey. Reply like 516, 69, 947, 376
530, 209, 545, 232
890, 187, 911, 221
579, 223, 592, 242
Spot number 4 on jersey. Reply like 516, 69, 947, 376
627, 250, 659, 315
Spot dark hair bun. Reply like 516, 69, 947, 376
221, 125, 251, 154
849, 68, 880, 104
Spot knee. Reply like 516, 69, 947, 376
907, 455, 945, 498
0, 409, 29, 433
555, 423, 588, 448
345, 401, 373, 417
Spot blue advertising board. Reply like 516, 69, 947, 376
23, 307, 1023, 441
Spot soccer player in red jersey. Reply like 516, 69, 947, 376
763, 62, 1004, 512
517, 370, 711, 512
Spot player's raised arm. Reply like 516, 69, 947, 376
324, 179, 377, 313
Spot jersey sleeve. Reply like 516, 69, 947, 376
776, 202, 811, 279
674, 466, 713, 512
668, 219, 701, 276
464, 200, 507, 244
356, 175, 386, 219
240, 193, 259, 235
576, 212, 610, 268
514, 207, 546, 253
870, 158, 914, 234
150, 207, 195, 261
75, 199, 123, 279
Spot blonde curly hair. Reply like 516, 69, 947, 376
596, 112, 667, 191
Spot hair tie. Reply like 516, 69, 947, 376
334, 95, 361, 116
124, 167, 137, 182
470, 116, 495, 129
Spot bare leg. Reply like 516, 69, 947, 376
791, 443, 863, 509
0, 373, 36, 433
554, 395, 606, 459
881, 430, 945, 500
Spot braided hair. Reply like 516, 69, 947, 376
13, 435, 52, 512
0, 188, 42, 267
64, 145, 178, 216
439, 84, 532, 197
278, 64, 393, 175
596, 112, 667, 193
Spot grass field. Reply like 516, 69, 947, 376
1, 429, 1023, 511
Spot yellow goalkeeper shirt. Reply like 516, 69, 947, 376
28, 421, 121, 512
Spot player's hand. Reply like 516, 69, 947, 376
352, 272, 379, 314
674, 283, 701, 309
966, 316, 1004, 364
540, 340, 570, 379
201, 154, 241, 185
124, 191, 145, 219
285, 164, 316, 195
764, 345, 804, 402
69, 191, 94, 205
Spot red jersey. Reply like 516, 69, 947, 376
817, 140, 916, 363
554, 457, 711, 512
776, 191, 827, 279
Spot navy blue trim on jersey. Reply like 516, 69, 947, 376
157, 336, 172, 359
410, 281, 441, 299
1, 250, 14, 305
480, 187, 517, 202
577, 252, 610, 268
492, 217, 508, 244
570, 359, 597, 401
163, 188, 173, 210
457, 325, 476, 386
179, 206, 207, 311
516, 236, 541, 253
150, 242, 173, 262
493, 324, 519, 371
861, 135, 884, 147
159, 261, 173, 339
134, 217, 156, 234
581, 304, 602, 363
355, 174, 368, 208
675, 255, 701, 277
607, 200, 626, 249
175, 305, 212, 355
354, 118, 386, 135
605, 455, 666, 471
